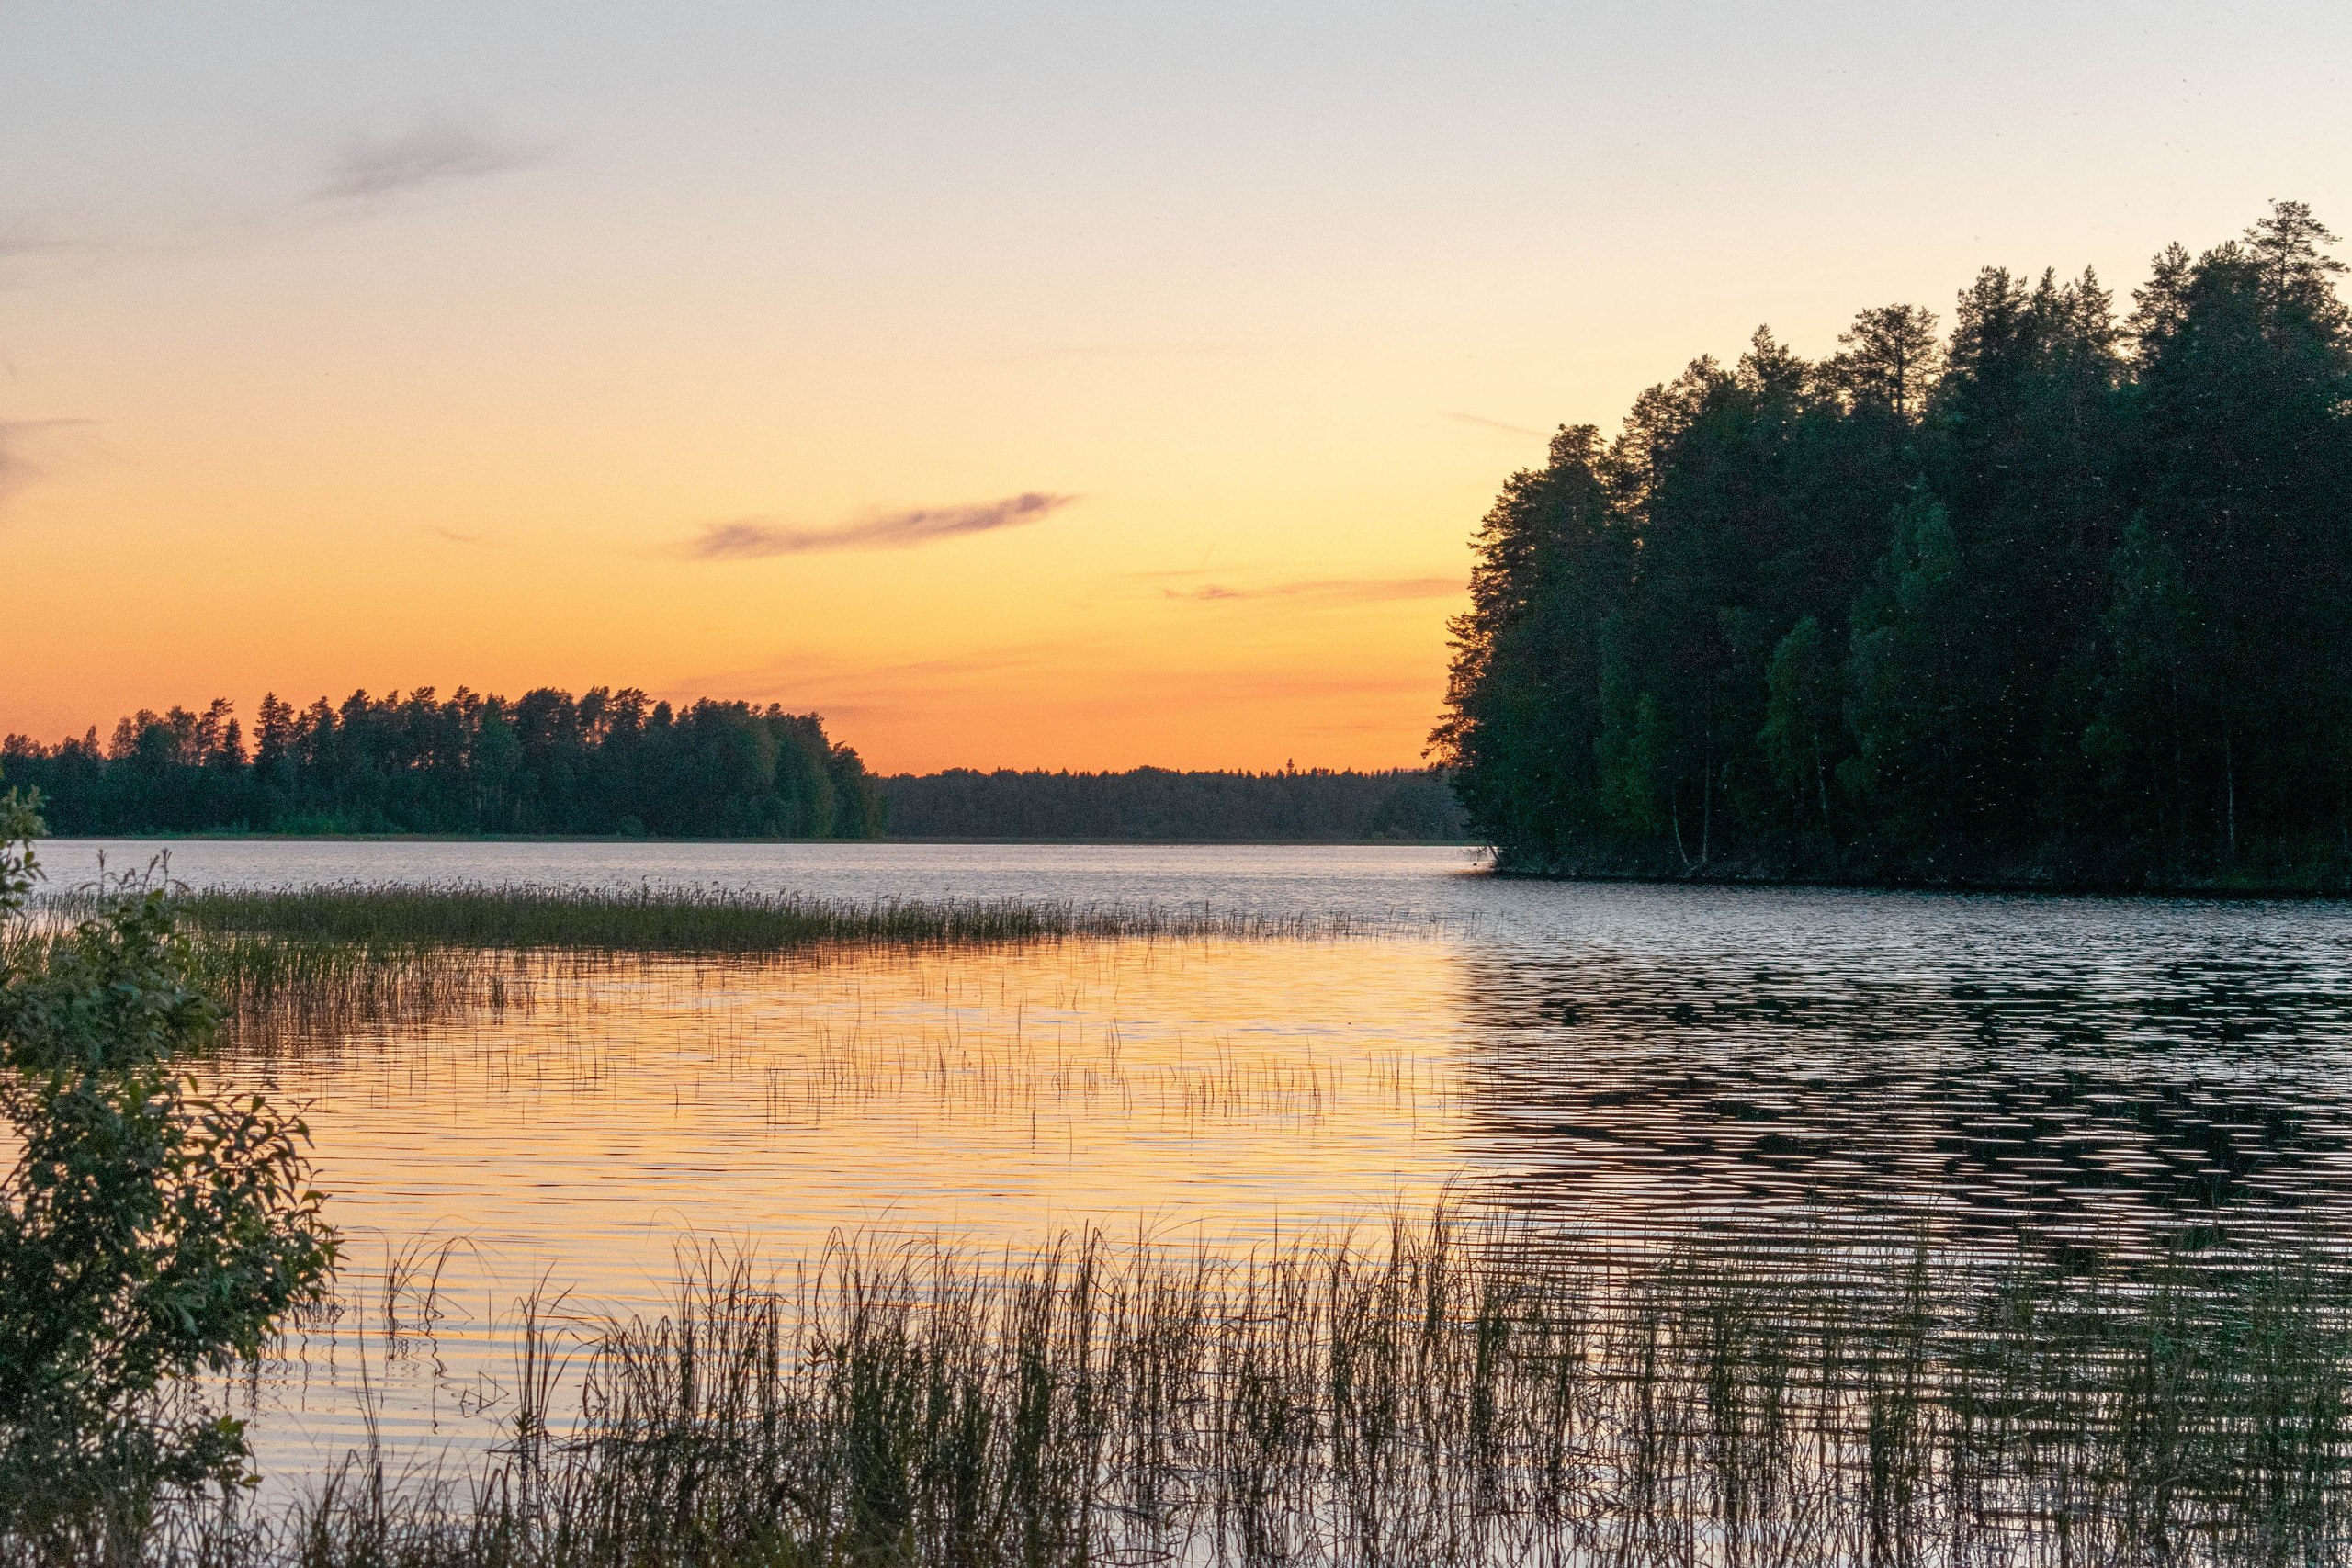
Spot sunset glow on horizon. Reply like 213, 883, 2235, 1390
6, 2, 2346, 772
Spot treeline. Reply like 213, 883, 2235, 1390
880, 767, 1467, 841
0, 687, 883, 838
1435, 202, 2352, 890
0, 694, 1462, 843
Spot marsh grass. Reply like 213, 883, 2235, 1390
6, 918, 541, 1045
165, 883, 1373, 952
158, 1213, 2352, 1567
24, 879, 1383, 1047
188, 933, 542, 1037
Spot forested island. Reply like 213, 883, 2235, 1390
0, 693, 1464, 842
1434, 202, 2352, 892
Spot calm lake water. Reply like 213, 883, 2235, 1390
36, 840, 2352, 1489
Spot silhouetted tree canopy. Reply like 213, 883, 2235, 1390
2, 688, 883, 840
1, 695, 1464, 843
1433, 203, 2352, 890
880, 767, 1465, 842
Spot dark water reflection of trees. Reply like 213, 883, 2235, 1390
1450, 920, 2352, 1256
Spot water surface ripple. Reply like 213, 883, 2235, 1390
33, 840, 2352, 1484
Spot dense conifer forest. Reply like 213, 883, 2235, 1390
1432, 202, 2352, 891
880, 767, 1465, 841
0, 688, 884, 838
0, 696, 1466, 842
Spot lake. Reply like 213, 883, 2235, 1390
36, 840, 2352, 1497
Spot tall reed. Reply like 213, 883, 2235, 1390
19, 879, 1381, 1046
165, 883, 1366, 952
6, 919, 539, 1044
161, 1212, 2352, 1567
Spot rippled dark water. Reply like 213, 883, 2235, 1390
35, 840, 2352, 1487
1454, 889, 2352, 1248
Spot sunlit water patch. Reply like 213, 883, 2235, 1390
224, 934, 1476, 1483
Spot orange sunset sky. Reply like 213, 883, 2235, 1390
4, 3, 2346, 772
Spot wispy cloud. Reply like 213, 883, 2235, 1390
0, 427, 30, 503
312, 119, 533, 203
1444, 411, 1550, 438
682, 491, 1080, 560
0, 418, 96, 511
426, 525, 498, 547
0, 222, 61, 260
0, 219, 102, 288
1160, 576, 1461, 605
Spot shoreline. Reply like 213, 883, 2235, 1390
32, 832, 1485, 848
31, 834, 2348, 898
1491, 862, 2352, 902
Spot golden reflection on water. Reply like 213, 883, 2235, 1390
231, 934, 1475, 1474
282, 935, 1470, 1259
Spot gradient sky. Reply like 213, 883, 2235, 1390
3, 2, 2346, 772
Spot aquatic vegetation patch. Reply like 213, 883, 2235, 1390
20, 881, 1403, 1046
149, 1213, 2352, 1566
6, 919, 538, 1043
162, 881, 1369, 951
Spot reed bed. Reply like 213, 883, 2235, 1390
192, 931, 544, 1032
15, 879, 1381, 1046
6, 918, 541, 1043
157, 1213, 2352, 1567
164, 883, 1369, 952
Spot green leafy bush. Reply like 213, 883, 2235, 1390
0, 786, 336, 1554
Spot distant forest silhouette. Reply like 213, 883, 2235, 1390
882, 767, 1464, 841
2, 689, 884, 839
1434, 202, 2352, 890
0, 693, 1464, 842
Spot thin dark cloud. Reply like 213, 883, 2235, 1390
0, 428, 28, 502
683, 491, 1080, 560
312, 120, 533, 202
0, 222, 60, 260
0, 418, 96, 509
1444, 411, 1550, 438
427, 525, 498, 547
1160, 575, 1461, 605
0, 220, 96, 288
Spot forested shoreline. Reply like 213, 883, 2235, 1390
0, 696, 1465, 842
881, 766, 1465, 841
1434, 202, 2352, 892
0, 687, 885, 839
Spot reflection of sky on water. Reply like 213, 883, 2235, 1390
89, 841, 2351, 1489
229, 933, 1476, 1485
